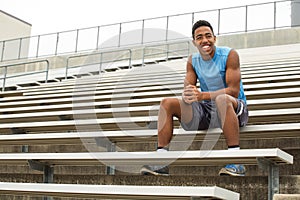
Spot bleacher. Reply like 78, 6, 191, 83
0, 34, 300, 200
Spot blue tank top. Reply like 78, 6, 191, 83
192, 46, 247, 104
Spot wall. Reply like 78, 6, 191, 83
0, 10, 32, 61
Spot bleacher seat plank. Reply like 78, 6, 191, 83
17, 64, 300, 95
2, 67, 300, 100
0, 90, 23, 98
0, 107, 299, 133
0, 148, 292, 166
0, 103, 299, 124
242, 74, 300, 84
0, 87, 299, 108
0, 183, 240, 200
0, 96, 299, 115
0, 123, 298, 145
7, 66, 296, 96
18, 79, 300, 98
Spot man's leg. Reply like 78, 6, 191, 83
157, 97, 194, 148
214, 94, 239, 146
215, 94, 246, 176
141, 97, 193, 175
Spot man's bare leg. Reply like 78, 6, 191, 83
215, 94, 246, 176
140, 98, 193, 175
157, 97, 193, 147
215, 94, 239, 147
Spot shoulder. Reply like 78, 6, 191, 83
215, 46, 232, 56
216, 46, 239, 62
191, 52, 201, 59
190, 53, 201, 66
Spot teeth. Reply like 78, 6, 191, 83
203, 46, 210, 50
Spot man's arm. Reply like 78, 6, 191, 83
182, 56, 197, 104
184, 55, 197, 87
223, 49, 241, 98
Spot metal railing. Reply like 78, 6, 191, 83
0, 0, 292, 62
0, 39, 191, 91
0, 60, 49, 91
66, 49, 132, 79
142, 40, 191, 66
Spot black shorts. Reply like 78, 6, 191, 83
181, 99, 248, 131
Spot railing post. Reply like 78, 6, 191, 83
192, 12, 195, 27
65, 58, 70, 80
118, 23, 122, 47
55, 32, 59, 55
245, 5, 248, 32
166, 43, 169, 60
18, 38, 22, 59
75, 29, 79, 53
2, 66, 7, 92
128, 49, 132, 68
166, 16, 169, 41
187, 41, 190, 56
99, 52, 103, 74
45, 60, 50, 83
0, 41, 4, 62
217, 9, 221, 35
36, 35, 40, 58
142, 46, 146, 66
141, 20, 145, 45
274, 2, 277, 30
96, 26, 100, 50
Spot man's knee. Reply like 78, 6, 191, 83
160, 98, 179, 111
215, 94, 236, 111
215, 94, 237, 114
160, 98, 172, 108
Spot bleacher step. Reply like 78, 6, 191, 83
1, 175, 298, 200
273, 194, 300, 200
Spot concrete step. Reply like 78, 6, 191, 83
0, 175, 299, 200
273, 194, 300, 200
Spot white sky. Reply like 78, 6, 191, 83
2, 0, 276, 36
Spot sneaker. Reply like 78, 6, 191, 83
140, 165, 169, 176
219, 164, 246, 176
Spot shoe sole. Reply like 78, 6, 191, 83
140, 167, 169, 176
218, 168, 245, 176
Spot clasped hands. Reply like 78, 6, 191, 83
182, 84, 202, 104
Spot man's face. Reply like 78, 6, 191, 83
193, 26, 216, 59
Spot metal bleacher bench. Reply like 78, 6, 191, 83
0, 57, 299, 199
0, 148, 293, 200
0, 182, 240, 200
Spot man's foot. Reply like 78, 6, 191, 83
140, 165, 169, 176
219, 164, 246, 176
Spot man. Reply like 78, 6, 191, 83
140, 20, 248, 176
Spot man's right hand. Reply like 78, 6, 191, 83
182, 85, 202, 104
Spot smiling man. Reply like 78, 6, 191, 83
141, 20, 249, 176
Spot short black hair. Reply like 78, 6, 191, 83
192, 20, 215, 39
